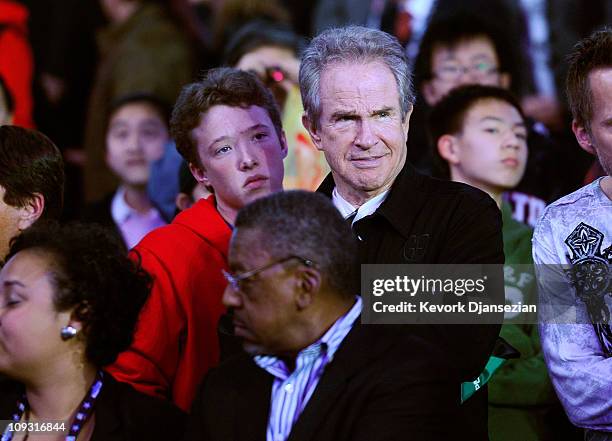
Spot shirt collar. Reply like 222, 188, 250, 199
319, 295, 362, 361
255, 296, 362, 373
111, 187, 133, 224
318, 163, 427, 238
111, 186, 162, 224
332, 188, 389, 225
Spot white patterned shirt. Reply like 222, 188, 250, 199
532, 178, 612, 431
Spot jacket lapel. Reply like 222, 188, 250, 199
316, 164, 427, 237
316, 172, 335, 198
234, 360, 273, 441
286, 323, 395, 441
375, 162, 427, 239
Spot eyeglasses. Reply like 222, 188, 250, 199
222, 255, 316, 292
433, 61, 499, 82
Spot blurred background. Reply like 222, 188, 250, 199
0, 0, 610, 221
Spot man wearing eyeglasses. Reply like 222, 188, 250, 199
410, 13, 566, 227
108, 67, 287, 412
185, 190, 455, 441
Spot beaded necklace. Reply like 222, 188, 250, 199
1, 370, 104, 441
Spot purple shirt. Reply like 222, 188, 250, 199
111, 187, 166, 249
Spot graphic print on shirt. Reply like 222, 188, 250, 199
564, 222, 612, 357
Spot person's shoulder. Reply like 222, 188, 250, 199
134, 198, 228, 253
546, 181, 599, 211
388, 170, 503, 262
190, 352, 262, 411
535, 181, 602, 234
417, 174, 497, 209
81, 192, 115, 224
172, 197, 222, 224
205, 352, 258, 385
424, 177, 501, 229
102, 374, 186, 427
391, 168, 499, 224
99, 377, 187, 441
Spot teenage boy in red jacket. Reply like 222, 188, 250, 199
108, 68, 287, 411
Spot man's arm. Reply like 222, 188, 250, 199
533, 218, 612, 430
350, 363, 455, 440
438, 190, 505, 380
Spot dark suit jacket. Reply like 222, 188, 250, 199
317, 163, 505, 440
318, 163, 504, 381
81, 191, 127, 251
0, 372, 186, 441
185, 323, 456, 441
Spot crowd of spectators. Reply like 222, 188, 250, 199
0, 0, 611, 440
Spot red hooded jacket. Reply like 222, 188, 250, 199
108, 197, 231, 411
0, 0, 34, 128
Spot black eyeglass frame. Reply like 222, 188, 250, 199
222, 255, 316, 292
433, 61, 500, 82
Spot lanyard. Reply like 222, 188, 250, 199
1, 371, 104, 441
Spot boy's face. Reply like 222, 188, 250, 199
422, 36, 510, 106
105, 102, 168, 188
190, 104, 287, 217
446, 99, 527, 194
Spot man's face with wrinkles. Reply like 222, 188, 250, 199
304, 61, 411, 205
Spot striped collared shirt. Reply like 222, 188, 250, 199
254, 296, 362, 441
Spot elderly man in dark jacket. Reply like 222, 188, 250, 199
300, 25, 504, 440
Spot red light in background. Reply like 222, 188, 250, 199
271, 70, 285, 82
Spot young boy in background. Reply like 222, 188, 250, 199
82, 93, 169, 249
429, 84, 572, 441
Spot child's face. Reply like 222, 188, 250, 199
422, 36, 509, 106
450, 99, 527, 194
106, 102, 168, 187
190, 104, 287, 219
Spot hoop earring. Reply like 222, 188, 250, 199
60, 325, 78, 341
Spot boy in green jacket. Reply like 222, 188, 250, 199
428, 84, 561, 441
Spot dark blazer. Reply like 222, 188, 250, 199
0, 372, 186, 441
81, 191, 127, 251
318, 163, 505, 440
81, 192, 116, 229
185, 323, 456, 441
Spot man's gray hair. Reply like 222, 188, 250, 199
299, 25, 414, 127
